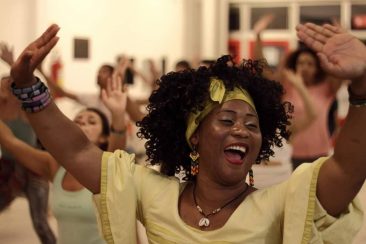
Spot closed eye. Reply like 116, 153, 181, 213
220, 119, 234, 125
246, 123, 258, 129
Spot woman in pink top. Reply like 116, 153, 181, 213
284, 47, 342, 169
253, 14, 343, 170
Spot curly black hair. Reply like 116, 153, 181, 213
137, 55, 293, 181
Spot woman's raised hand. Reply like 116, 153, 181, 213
101, 75, 128, 116
296, 23, 366, 81
10, 24, 60, 87
253, 14, 274, 36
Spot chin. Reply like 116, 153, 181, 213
220, 172, 246, 185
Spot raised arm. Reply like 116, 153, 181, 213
10, 24, 103, 194
252, 14, 279, 80
253, 14, 274, 61
101, 65, 128, 151
283, 69, 317, 137
297, 23, 366, 216
0, 120, 58, 181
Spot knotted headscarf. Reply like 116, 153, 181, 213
185, 77, 256, 148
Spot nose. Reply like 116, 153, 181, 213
76, 120, 86, 128
231, 123, 249, 138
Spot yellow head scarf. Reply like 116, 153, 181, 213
185, 77, 256, 148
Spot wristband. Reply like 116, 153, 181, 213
110, 126, 126, 135
11, 77, 52, 113
348, 86, 366, 107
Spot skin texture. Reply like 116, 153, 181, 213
190, 100, 262, 186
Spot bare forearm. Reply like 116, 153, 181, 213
26, 101, 102, 192
334, 82, 366, 178
318, 105, 366, 216
318, 75, 366, 216
254, 34, 264, 60
0, 136, 54, 180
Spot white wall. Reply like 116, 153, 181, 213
200, 0, 229, 60
1, 0, 184, 93
0, 0, 37, 76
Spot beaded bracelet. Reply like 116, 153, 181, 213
11, 77, 52, 113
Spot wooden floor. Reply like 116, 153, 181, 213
1, 185, 366, 244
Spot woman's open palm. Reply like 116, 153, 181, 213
11, 24, 59, 85
297, 23, 366, 79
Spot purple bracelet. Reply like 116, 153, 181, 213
11, 77, 52, 113
22, 91, 51, 108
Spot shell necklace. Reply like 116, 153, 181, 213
193, 183, 249, 228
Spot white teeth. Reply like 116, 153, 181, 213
226, 145, 247, 154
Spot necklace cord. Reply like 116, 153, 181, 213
193, 183, 250, 218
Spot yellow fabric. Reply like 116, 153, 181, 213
185, 78, 256, 147
93, 152, 363, 244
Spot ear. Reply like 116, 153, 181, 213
189, 130, 199, 147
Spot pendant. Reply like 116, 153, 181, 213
198, 217, 210, 227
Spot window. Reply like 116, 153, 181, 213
300, 5, 340, 25
251, 7, 288, 30
351, 4, 366, 30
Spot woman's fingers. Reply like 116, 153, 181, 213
32, 36, 59, 70
106, 78, 112, 96
115, 75, 122, 92
35, 24, 60, 49
296, 24, 324, 52
10, 24, 60, 85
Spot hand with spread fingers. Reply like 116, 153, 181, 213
101, 76, 128, 118
296, 23, 366, 82
10, 24, 60, 87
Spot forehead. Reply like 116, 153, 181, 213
75, 110, 102, 120
214, 99, 257, 117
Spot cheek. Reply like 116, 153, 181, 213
250, 133, 262, 159
80, 124, 103, 141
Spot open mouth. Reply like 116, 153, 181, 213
224, 145, 247, 165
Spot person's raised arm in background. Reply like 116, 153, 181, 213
101, 65, 128, 151
252, 14, 284, 81
283, 69, 317, 137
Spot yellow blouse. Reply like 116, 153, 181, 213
93, 150, 363, 244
